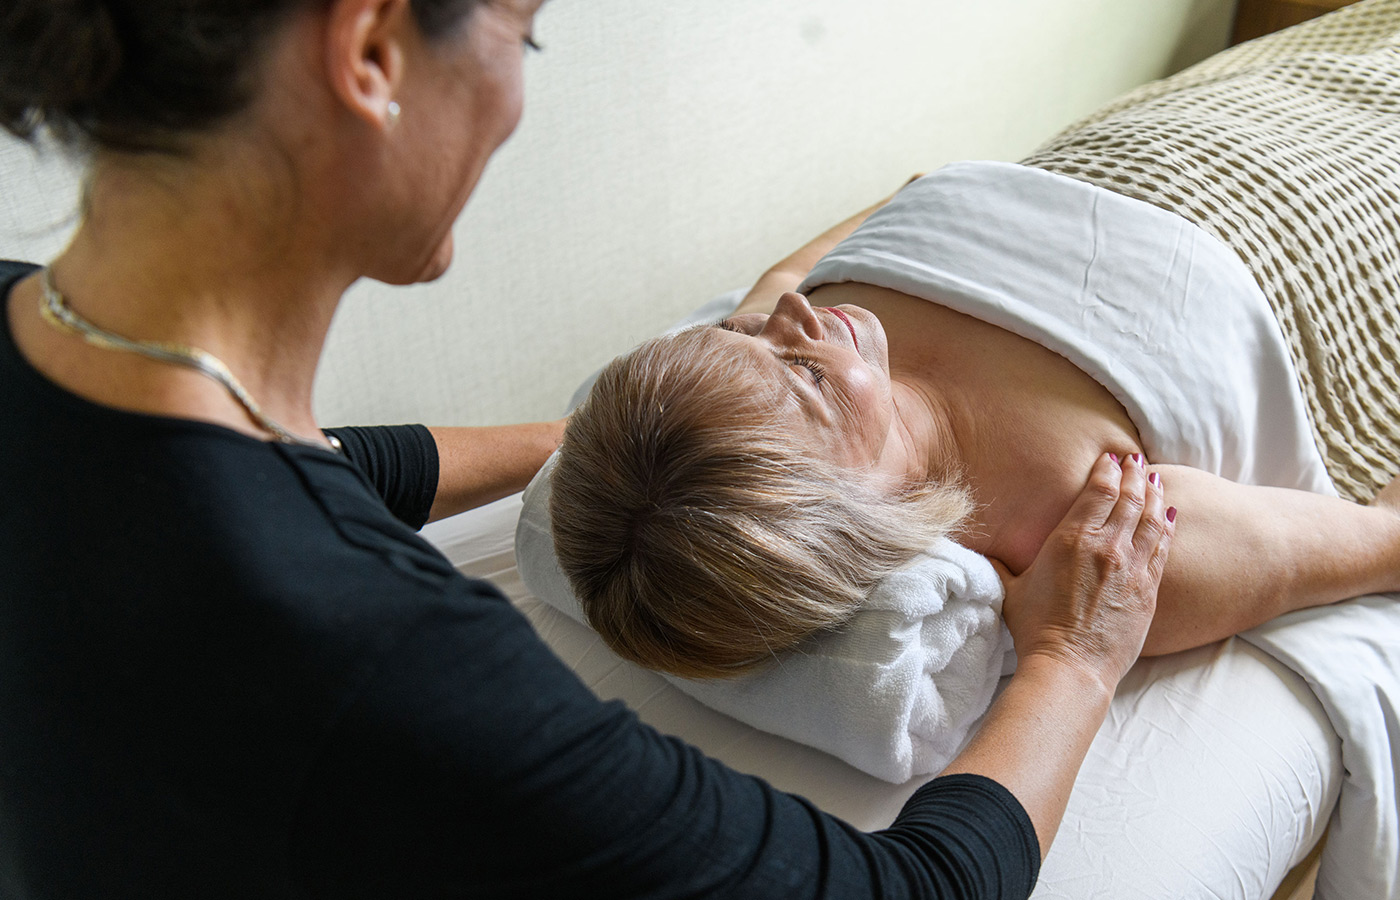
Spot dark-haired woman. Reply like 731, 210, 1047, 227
0, 2, 1172, 897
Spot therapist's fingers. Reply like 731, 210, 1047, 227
1058, 452, 1125, 532
1102, 453, 1149, 540
1000, 451, 1172, 688
1132, 466, 1169, 554
1135, 467, 1176, 587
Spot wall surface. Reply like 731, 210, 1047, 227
0, 0, 1235, 426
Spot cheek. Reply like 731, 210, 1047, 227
837, 369, 892, 457
849, 367, 889, 416
474, 46, 525, 146
495, 73, 524, 138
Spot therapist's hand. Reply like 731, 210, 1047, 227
944, 452, 1174, 859
996, 452, 1175, 693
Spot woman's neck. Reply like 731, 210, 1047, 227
35, 149, 356, 442
885, 375, 967, 489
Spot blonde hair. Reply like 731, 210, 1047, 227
550, 326, 972, 679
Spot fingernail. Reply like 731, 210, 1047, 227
1132, 453, 1143, 466
1108, 452, 1119, 464
1149, 472, 1161, 487
1166, 507, 1177, 523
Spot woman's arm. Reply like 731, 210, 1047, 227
1139, 463, 1400, 655
734, 176, 923, 315
946, 453, 1173, 857
426, 420, 566, 521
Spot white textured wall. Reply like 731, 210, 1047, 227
1, 0, 1235, 426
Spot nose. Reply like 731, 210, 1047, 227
761, 292, 824, 343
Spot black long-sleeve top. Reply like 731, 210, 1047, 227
0, 260, 1038, 898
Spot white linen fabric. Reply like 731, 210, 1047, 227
1243, 595, 1400, 899
443, 493, 1339, 900
798, 161, 1332, 495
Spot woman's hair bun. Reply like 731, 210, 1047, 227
0, 0, 124, 141
0, 0, 486, 153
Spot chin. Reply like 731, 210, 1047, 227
417, 256, 453, 284
410, 235, 456, 285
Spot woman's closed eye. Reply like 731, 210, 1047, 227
791, 356, 826, 386
714, 316, 767, 336
713, 320, 823, 385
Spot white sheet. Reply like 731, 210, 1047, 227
424, 494, 1340, 898
793, 160, 1394, 899
1243, 597, 1400, 899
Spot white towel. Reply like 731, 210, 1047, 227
516, 466, 1013, 783
664, 539, 1012, 784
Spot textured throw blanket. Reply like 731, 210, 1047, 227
1019, 7, 1400, 895
1022, 0, 1400, 503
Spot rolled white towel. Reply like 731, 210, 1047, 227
516, 460, 1014, 783
669, 537, 1014, 783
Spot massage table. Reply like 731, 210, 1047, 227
424, 491, 1338, 900
434, 5, 1400, 897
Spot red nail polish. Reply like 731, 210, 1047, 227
1166, 507, 1177, 523
1132, 453, 1143, 466
1149, 472, 1161, 487
1109, 453, 1119, 464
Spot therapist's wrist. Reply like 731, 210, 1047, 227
1011, 651, 1119, 711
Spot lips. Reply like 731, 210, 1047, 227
823, 307, 859, 351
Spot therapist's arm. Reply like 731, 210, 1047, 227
735, 175, 924, 315
426, 420, 567, 521
940, 453, 1174, 858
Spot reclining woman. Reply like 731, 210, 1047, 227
549, 163, 1400, 680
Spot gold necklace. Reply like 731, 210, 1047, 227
38, 268, 340, 452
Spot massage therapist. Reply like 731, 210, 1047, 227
0, 2, 1174, 896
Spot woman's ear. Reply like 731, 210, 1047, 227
323, 0, 410, 130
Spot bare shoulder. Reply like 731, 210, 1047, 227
810, 283, 1147, 573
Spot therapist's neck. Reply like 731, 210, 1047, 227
49, 140, 359, 441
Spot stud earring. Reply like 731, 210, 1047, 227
386, 100, 402, 129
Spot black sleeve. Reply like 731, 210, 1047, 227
290, 584, 1040, 900
1, 261, 40, 284
323, 425, 439, 530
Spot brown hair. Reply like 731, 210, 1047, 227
0, 0, 482, 154
550, 326, 973, 680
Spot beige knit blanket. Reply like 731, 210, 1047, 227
1022, 0, 1400, 502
